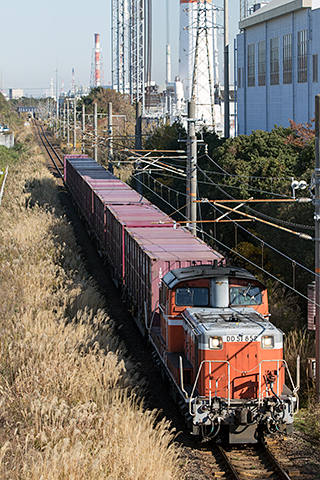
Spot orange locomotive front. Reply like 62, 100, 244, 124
152, 265, 298, 444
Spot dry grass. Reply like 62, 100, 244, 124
284, 329, 315, 400
0, 131, 182, 479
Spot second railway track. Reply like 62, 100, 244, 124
33, 120, 64, 179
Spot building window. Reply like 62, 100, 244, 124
248, 43, 255, 87
238, 67, 241, 88
283, 33, 292, 84
270, 37, 279, 85
313, 54, 318, 82
297, 29, 307, 83
258, 41, 266, 86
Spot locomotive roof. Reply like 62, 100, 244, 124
163, 265, 261, 288
183, 307, 276, 333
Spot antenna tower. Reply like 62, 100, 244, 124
191, 0, 215, 127
112, 0, 147, 110
130, 0, 145, 108
112, 0, 127, 93
166, 0, 171, 84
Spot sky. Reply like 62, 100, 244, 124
0, 0, 239, 97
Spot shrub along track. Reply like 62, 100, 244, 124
35, 124, 320, 480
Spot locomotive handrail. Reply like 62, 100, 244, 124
258, 359, 299, 411
189, 358, 299, 417
179, 355, 189, 398
189, 360, 231, 416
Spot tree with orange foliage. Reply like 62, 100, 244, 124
285, 118, 315, 148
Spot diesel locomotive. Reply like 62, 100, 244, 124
150, 264, 298, 444
64, 154, 298, 444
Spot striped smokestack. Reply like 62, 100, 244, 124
94, 33, 101, 87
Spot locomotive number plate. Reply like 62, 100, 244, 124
224, 334, 257, 342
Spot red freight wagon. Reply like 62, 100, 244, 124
64, 155, 298, 445
124, 225, 223, 334
100, 204, 176, 287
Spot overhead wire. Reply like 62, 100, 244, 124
197, 161, 315, 231
135, 163, 318, 280
200, 182, 318, 279
132, 172, 320, 307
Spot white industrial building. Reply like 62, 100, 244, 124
9, 88, 24, 100
236, 0, 320, 135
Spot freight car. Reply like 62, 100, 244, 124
64, 155, 298, 444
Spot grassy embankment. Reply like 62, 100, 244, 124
0, 123, 182, 479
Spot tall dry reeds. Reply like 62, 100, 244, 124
284, 328, 315, 404
0, 133, 182, 479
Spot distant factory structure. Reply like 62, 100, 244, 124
9, 88, 24, 100
90, 33, 104, 88
236, 0, 320, 134
111, 0, 234, 136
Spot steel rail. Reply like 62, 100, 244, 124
263, 444, 292, 480
39, 124, 64, 167
214, 443, 293, 480
215, 444, 241, 480
35, 122, 64, 180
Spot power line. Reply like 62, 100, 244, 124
132, 173, 320, 307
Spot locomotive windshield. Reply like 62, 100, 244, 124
175, 287, 209, 306
229, 284, 262, 305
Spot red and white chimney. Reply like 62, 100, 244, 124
94, 33, 101, 87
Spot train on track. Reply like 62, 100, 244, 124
64, 154, 298, 444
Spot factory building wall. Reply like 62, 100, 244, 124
237, 6, 320, 135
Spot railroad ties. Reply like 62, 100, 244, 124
33, 120, 64, 179
211, 442, 301, 480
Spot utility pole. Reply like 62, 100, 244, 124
56, 68, 58, 134
94, 102, 98, 162
315, 94, 320, 400
108, 102, 114, 173
63, 101, 66, 139
58, 105, 61, 138
82, 104, 85, 153
67, 99, 70, 146
73, 100, 76, 149
135, 101, 142, 194
224, 0, 230, 138
188, 100, 197, 237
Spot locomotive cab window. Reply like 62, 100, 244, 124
175, 287, 209, 306
229, 283, 262, 306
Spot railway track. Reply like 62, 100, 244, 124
183, 439, 304, 480
33, 120, 64, 179
212, 442, 298, 480
33, 123, 314, 480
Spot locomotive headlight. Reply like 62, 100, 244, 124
261, 335, 274, 349
209, 336, 223, 349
